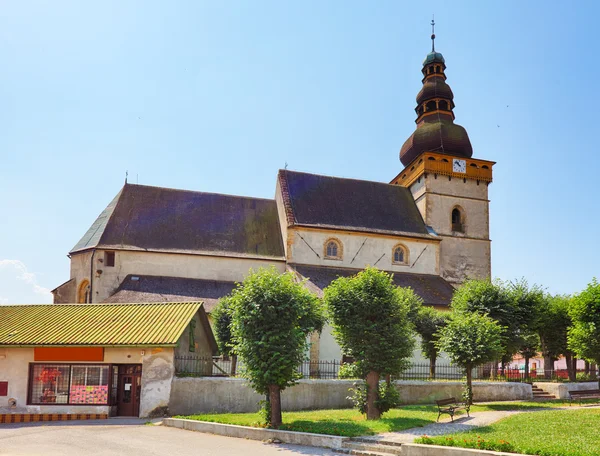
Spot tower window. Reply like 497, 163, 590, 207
426, 100, 437, 111
392, 244, 409, 265
324, 238, 343, 260
104, 251, 115, 267
451, 208, 464, 233
438, 100, 449, 111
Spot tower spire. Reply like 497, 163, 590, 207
431, 17, 436, 52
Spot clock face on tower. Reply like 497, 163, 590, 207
453, 159, 467, 173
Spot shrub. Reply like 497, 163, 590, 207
338, 362, 362, 379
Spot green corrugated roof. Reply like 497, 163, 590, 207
0, 302, 202, 347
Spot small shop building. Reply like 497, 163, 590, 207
0, 302, 216, 422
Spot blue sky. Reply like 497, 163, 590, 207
0, 1, 598, 304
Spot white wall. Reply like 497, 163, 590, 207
70, 250, 286, 303
288, 228, 439, 275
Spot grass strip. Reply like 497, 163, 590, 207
416, 408, 600, 456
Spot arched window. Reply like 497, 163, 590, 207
438, 100, 449, 111
426, 100, 437, 111
451, 208, 464, 233
324, 238, 343, 260
78, 280, 90, 304
392, 244, 409, 265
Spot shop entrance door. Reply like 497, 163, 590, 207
116, 364, 142, 417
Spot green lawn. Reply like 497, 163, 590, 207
175, 400, 593, 437
416, 408, 600, 456
178, 406, 438, 437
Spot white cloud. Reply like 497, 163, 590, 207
0, 259, 53, 303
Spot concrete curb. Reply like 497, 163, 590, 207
401, 443, 535, 456
162, 418, 349, 449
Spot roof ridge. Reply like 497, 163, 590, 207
124, 182, 275, 202
280, 168, 401, 189
277, 170, 296, 226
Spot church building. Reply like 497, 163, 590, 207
52, 33, 494, 363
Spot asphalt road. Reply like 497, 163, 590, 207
0, 419, 338, 456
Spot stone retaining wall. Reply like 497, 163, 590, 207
169, 378, 532, 415
535, 381, 599, 399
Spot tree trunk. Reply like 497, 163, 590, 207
465, 366, 473, 405
585, 361, 590, 375
500, 360, 506, 377
366, 371, 381, 420
230, 355, 237, 377
430, 354, 437, 379
268, 385, 282, 429
543, 356, 554, 379
572, 357, 578, 381
491, 359, 498, 379
524, 356, 530, 381
565, 353, 573, 381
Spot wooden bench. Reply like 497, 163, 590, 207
435, 397, 470, 422
568, 389, 600, 406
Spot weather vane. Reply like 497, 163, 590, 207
431, 16, 436, 52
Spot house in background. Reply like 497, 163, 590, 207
0, 302, 216, 421
52, 37, 494, 366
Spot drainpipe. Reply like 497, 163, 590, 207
89, 249, 96, 303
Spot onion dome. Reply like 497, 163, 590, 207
400, 23, 473, 166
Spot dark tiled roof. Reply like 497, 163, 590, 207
71, 184, 285, 258
71, 189, 122, 253
278, 170, 429, 236
292, 264, 454, 307
104, 275, 236, 312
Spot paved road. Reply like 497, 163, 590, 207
0, 420, 337, 456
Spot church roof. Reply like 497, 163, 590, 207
278, 170, 430, 237
104, 274, 236, 312
291, 264, 454, 307
71, 183, 285, 259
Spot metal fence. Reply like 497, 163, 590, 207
174, 357, 599, 383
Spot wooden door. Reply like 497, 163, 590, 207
116, 365, 142, 417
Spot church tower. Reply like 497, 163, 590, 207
391, 22, 494, 286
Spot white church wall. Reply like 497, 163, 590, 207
318, 325, 343, 361
288, 228, 439, 275
70, 250, 285, 303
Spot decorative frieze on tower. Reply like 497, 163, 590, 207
392, 21, 494, 286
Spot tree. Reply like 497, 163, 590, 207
451, 278, 537, 376
568, 278, 600, 387
518, 332, 540, 380
212, 296, 237, 376
323, 267, 417, 420
536, 294, 573, 379
437, 312, 503, 405
506, 280, 544, 379
413, 306, 449, 378
228, 268, 325, 428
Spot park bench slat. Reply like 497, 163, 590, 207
568, 389, 600, 406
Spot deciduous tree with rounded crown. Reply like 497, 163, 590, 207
228, 268, 324, 429
437, 312, 503, 405
568, 278, 600, 387
323, 267, 417, 420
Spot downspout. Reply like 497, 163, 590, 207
89, 249, 96, 303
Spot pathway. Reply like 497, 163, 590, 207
362, 410, 518, 444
